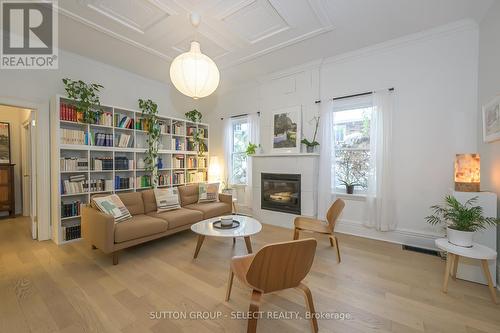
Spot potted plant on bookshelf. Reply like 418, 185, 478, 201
185, 109, 202, 123
425, 195, 500, 247
301, 116, 320, 153
193, 129, 207, 157
138, 99, 160, 187
62, 78, 104, 124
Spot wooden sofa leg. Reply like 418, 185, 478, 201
91, 245, 97, 250
112, 252, 119, 265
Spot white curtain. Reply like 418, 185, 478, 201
364, 90, 396, 231
223, 118, 233, 185
246, 113, 260, 206
317, 100, 335, 220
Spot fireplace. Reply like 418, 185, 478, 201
261, 173, 301, 214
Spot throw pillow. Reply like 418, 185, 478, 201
92, 194, 132, 223
154, 188, 181, 212
198, 182, 219, 203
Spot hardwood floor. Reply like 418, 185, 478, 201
1, 217, 499, 333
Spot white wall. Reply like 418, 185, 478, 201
0, 49, 197, 240
478, 1, 500, 269
201, 20, 479, 249
0, 105, 31, 216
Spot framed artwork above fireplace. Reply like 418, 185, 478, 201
271, 106, 301, 154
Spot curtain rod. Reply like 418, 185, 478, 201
220, 111, 260, 121
314, 87, 395, 104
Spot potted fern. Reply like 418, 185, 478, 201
62, 78, 104, 124
426, 195, 500, 247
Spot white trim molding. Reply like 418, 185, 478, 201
335, 219, 442, 251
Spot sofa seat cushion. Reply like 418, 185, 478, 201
114, 215, 168, 243
185, 202, 231, 219
147, 208, 203, 230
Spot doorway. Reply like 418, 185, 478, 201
0, 105, 37, 239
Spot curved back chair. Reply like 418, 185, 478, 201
226, 238, 318, 333
294, 198, 345, 263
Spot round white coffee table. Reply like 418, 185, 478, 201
435, 238, 497, 303
190, 215, 262, 259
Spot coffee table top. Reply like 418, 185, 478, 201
191, 215, 262, 238
435, 238, 497, 260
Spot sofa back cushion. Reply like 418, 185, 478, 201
141, 189, 157, 213
117, 192, 145, 215
178, 184, 199, 206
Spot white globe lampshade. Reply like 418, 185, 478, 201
170, 41, 220, 99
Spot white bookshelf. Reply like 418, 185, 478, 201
50, 95, 209, 245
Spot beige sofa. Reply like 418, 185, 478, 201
81, 184, 232, 264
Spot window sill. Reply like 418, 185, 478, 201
334, 192, 367, 201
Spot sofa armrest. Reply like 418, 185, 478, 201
81, 205, 115, 253
219, 193, 232, 205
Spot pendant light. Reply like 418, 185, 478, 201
169, 13, 220, 99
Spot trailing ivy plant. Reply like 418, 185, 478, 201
185, 109, 202, 123
193, 129, 207, 157
62, 78, 104, 124
138, 99, 160, 187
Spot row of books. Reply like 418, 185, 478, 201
172, 122, 184, 135
94, 112, 113, 127
90, 179, 114, 192
116, 133, 133, 148
197, 128, 207, 138
172, 171, 185, 185
114, 113, 134, 129
186, 156, 197, 168
90, 133, 113, 147
135, 118, 151, 131
136, 175, 152, 188
187, 171, 207, 183
159, 121, 170, 134
62, 224, 81, 241
115, 157, 134, 170
115, 176, 133, 190
92, 157, 113, 171
60, 157, 88, 171
171, 138, 185, 151
60, 103, 82, 122
198, 158, 207, 168
61, 128, 86, 145
186, 139, 196, 151
62, 174, 86, 194
173, 155, 185, 168
158, 173, 171, 187
61, 200, 82, 218
186, 126, 196, 136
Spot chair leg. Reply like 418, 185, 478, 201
297, 283, 318, 333
293, 228, 300, 240
225, 268, 234, 301
329, 235, 341, 263
112, 252, 119, 265
247, 289, 262, 333
91, 245, 97, 250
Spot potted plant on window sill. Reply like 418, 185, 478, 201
425, 195, 500, 247
245, 142, 261, 155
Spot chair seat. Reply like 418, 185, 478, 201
231, 254, 255, 287
294, 216, 331, 234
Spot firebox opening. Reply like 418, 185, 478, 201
261, 173, 301, 215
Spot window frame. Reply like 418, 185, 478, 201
230, 116, 249, 186
332, 98, 373, 196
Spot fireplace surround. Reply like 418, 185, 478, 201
261, 173, 301, 214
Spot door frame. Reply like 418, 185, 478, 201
21, 116, 37, 238
0, 97, 49, 241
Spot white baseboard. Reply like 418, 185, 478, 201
335, 219, 442, 250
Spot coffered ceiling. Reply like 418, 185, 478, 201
59, 0, 333, 68
57, 0, 494, 89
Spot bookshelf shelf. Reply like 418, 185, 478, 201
50, 95, 209, 245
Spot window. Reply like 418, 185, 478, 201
333, 100, 372, 194
231, 117, 249, 185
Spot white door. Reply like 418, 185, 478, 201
22, 117, 36, 239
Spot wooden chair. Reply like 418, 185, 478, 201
225, 239, 318, 333
294, 199, 345, 263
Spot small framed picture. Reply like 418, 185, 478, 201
0, 122, 11, 164
482, 95, 500, 143
271, 106, 301, 153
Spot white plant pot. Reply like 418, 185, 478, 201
447, 227, 474, 247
